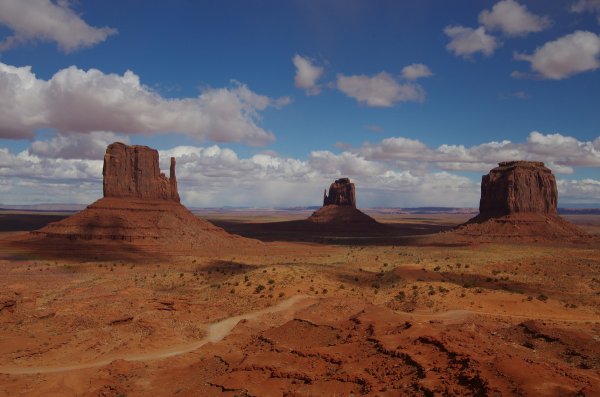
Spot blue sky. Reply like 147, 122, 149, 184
0, 0, 599, 207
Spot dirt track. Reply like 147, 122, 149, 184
1, 212, 599, 396
0, 295, 314, 375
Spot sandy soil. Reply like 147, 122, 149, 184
0, 211, 599, 396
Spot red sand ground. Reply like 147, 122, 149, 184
0, 211, 599, 396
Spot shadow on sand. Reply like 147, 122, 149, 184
328, 265, 545, 297
209, 218, 463, 247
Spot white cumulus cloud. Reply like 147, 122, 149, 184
0, 62, 289, 145
558, 179, 600, 204
401, 64, 433, 80
336, 72, 425, 107
444, 25, 499, 58
29, 131, 129, 160
292, 54, 324, 95
514, 31, 600, 79
1, 132, 599, 207
354, 131, 600, 173
479, 0, 551, 36
570, 0, 600, 21
0, 0, 117, 52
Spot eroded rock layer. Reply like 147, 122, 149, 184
32, 198, 228, 243
323, 178, 356, 207
25, 142, 257, 255
309, 177, 380, 227
103, 142, 180, 202
456, 161, 587, 240
479, 161, 557, 217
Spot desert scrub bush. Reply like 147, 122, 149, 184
255, 284, 265, 293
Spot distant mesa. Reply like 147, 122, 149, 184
478, 161, 556, 218
308, 177, 380, 226
23, 142, 256, 258
456, 161, 587, 240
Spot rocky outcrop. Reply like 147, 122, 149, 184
455, 161, 588, 241
25, 142, 258, 257
478, 161, 557, 217
103, 142, 180, 202
309, 178, 382, 228
323, 178, 356, 208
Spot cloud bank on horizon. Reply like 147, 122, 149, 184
0, 0, 599, 207
2, 131, 599, 207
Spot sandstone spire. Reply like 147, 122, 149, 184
323, 178, 356, 208
27, 142, 257, 257
102, 142, 179, 202
308, 177, 381, 226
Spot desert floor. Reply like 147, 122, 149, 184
0, 211, 599, 396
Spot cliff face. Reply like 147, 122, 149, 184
102, 142, 180, 202
323, 178, 356, 208
27, 142, 260, 255
479, 161, 557, 217
308, 177, 383, 228
454, 161, 588, 241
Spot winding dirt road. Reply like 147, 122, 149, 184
0, 295, 314, 375
2, 297, 598, 376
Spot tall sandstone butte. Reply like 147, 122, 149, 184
26, 142, 259, 256
478, 161, 557, 218
103, 142, 180, 202
309, 177, 381, 226
323, 178, 356, 208
456, 161, 587, 240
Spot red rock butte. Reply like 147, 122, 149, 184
22, 142, 257, 258
479, 161, 557, 218
323, 178, 356, 208
103, 142, 180, 202
308, 178, 380, 226
457, 161, 587, 240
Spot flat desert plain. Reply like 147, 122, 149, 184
0, 211, 599, 396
